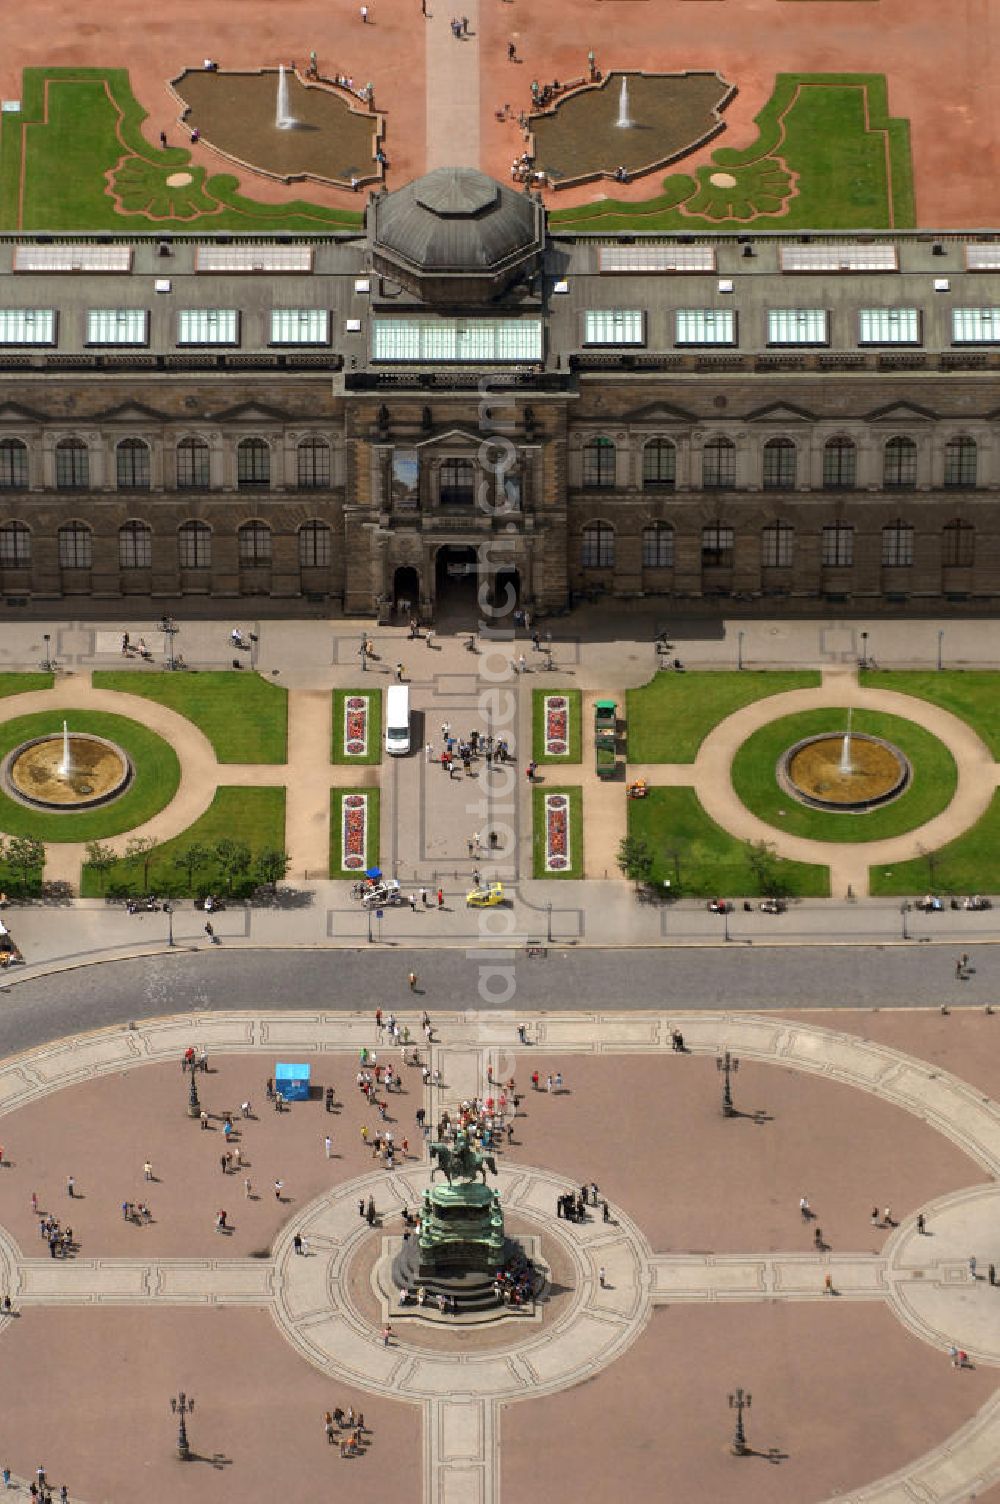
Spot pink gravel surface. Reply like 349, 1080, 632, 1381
507, 1053, 987, 1252
0, 1307, 421, 1504
502, 1300, 999, 1504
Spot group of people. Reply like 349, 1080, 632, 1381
494, 1258, 537, 1307
323, 1406, 368, 1459
558, 1182, 610, 1224
37, 1211, 75, 1258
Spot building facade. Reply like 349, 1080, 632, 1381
0, 170, 998, 619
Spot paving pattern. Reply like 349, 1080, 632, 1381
2, 1009, 1000, 1500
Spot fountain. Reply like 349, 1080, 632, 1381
1, 725, 132, 810
838, 707, 854, 777
275, 64, 299, 130
615, 75, 634, 130
57, 719, 73, 779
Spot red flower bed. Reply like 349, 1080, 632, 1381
342, 793, 367, 870
545, 793, 569, 870
344, 695, 368, 756
545, 695, 569, 756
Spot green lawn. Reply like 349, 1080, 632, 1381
0, 674, 53, 699
871, 791, 1000, 897
731, 708, 957, 843
861, 671, 1000, 759
93, 672, 287, 763
330, 787, 381, 878
626, 671, 820, 763
2, 69, 364, 231
531, 688, 582, 764
0, 711, 180, 842
79, 786, 285, 896
532, 785, 584, 879
550, 74, 913, 233
629, 786, 830, 898
332, 690, 382, 766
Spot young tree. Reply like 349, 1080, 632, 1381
85, 841, 120, 893
744, 838, 785, 898
215, 838, 251, 895
255, 848, 291, 889
617, 835, 654, 888
6, 835, 45, 895
124, 835, 159, 892
172, 841, 210, 893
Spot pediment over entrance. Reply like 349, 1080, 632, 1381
864, 400, 937, 422
211, 400, 292, 423
414, 427, 482, 450
745, 401, 816, 423
620, 401, 697, 424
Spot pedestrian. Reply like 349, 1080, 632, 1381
395, 662, 404, 682
554, 1071, 563, 1091
602, 1199, 610, 1223
518, 652, 526, 674
325, 1411, 336, 1444
590, 1182, 599, 1205
293, 1233, 303, 1255
66, 1175, 75, 1198
598, 1265, 606, 1288
1, 1466, 9, 1488
367, 1194, 376, 1225
421, 886, 428, 906
360, 3, 368, 18
244, 1177, 252, 1198
409, 893, 417, 913
408, 970, 418, 990
990, 1263, 997, 1287
204, 921, 215, 943
970, 1256, 978, 1280
531, 1071, 539, 1091
956, 958, 964, 979
883, 1206, 893, 1227
799, 1195, 810, 1220
949, 1344, 960, 1366
200, 1110, 208, 1130
871, 1205, 880, 1227
961, 952, 969, 972
813, 1227, 824, 1250
917, 1212, 926, 1234
382, 1323, 392, 1346
220, 1154, 228, 1174
824, 1273, 834, 1295
30, 1191, 37, 1215
274, 1179, 283, 1201
325, 1135, 332, 1158
437, 888, 444, 908
241, 1100, 251, 1118
545, 1074, 553, 1093
426, 742, 434, 763
143, 1160, 153, 1181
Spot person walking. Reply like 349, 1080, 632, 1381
420, 886, 428, 906
917, 1212, 926, 1234
824, 1273, 834, 1295
871, 1205, 880, 1227
970, 1256, 978, 1280
244, 1177, 252, 1199
204, 921, 216, 944
395, 662, 404, 682
66, 1175, 75, 1198
598, 1265, 606, 1288
274, 1179, 284, 1201
382, 1322, 392, 1347
799, 1195, 810, 1220
143, 1160, 153, 1181
990, 1263, 997, 1287
437, 888, 444, 908
360, 3, 368, 18
324, 1135, 333, 1159
408, 970, 418, 991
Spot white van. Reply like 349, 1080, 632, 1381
385, 684, 411, 756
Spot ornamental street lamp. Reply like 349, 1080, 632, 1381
165, 902, 174, 948
161, 616, 178, 672
860, 630, 869, 670
937, 628, 945, 672
186, 1060, 202, 1118
717, 1050, 739, 1117
728, 1387, 751, 1455
900, 900, 910, 941
170, 1391, 195, 1460
42, 633, 54, 673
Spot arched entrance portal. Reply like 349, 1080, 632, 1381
393, 566, 420, 615
435, 545, 480, 626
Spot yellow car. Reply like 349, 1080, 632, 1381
466, 882, 505, 908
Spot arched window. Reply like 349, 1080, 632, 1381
439, 459, 474, 506
582, 436, 616, 489
762, 521, 794, 569
642, 438, 676, 490
942, 519, 975, 568
177, 436, 210, 490
297, 436, 331, 490
642, 522, 674, 568
822, 521, 854, 567
823, 436, 856, 490
237, 438, 270, 488
119, 520, 152, 569
944, 436, 977, 488
58, 521, 92, 568
702, 436, 735, 490
701, 524, 734, 568
762, 437, 796, 491
116, 437, 150, 490
238, 520, 272, 566
0, 521, 31, 565
884, 436, 917, 489
55, 437, 89, 490
581, 521, 615, 568
882, 520, 914, 567
178, 520, 211, 569
299, 520, 331, 567
0, 439, 28, 489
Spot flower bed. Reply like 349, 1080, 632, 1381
544, 695, 569, 757
544, 793, 570, 871
344, 694, 369, 757
341, 793, 367, 870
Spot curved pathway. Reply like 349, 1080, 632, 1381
3, 1009, 1000, 1501
629, 668, 1000, 897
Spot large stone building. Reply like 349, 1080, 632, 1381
0, 165, 998, 620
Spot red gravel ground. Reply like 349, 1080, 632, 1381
1, 0, 996, 223
502, 1301, 998, 1504
0, 1307, 422, 1504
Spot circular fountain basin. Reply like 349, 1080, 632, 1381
2, 734, 133, 810
780, 733, 910, 812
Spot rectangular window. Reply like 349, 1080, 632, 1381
119, 527, 152, 569
858, 308, 920, 345
270, 309, 330, 346
14, 246, 132, 272
642, 527, 674, 568
371, 318, 543, 363
951, 308, 1000, 344
599, 245, 715, 273
822, 525, 853, 568
882, 527, 914, 567
780, 245, 897, 272
86, 309, 148, 346
0, 526, 30, 565
701, 525, 734, 568
966, 245, 1000, 271
178, 526, 211, 569
196, 246, 312, 273
675, 309, 736, 346
767, 309, 828, 346
177, 309, 239, 346
0, 309, 56, 345
583, 309, 644, 346
762, 525, 794, 568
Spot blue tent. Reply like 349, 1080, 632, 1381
275, 1062, 311, 1101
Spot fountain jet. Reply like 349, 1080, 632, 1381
275, 65, 299, 130
615, 75, 634, 130
838, 707, 854, 777
57, 719, 73, 779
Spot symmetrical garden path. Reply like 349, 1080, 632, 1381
4, 1009, 1000, 1502
425, 0, 481, 171
627, 667, 1000, 898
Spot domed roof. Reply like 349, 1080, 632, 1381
370, 167, 542, 276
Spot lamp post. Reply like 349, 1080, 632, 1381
737, 630, 745, 671
860, 630, 869, 671
728, 1387, 751, 1455
170, 1392, 195, 1460
546, 901, 553, 943
161, 616, 178, 672
360, 631, 368, 674
186, 1059, 201, 1118
900, 900, 910, 941
42, 633, 53, 672
937, 628, 945, 672
165, 902, 174, 948
717, 1050, 739, 1117
367, 903, 373, 944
